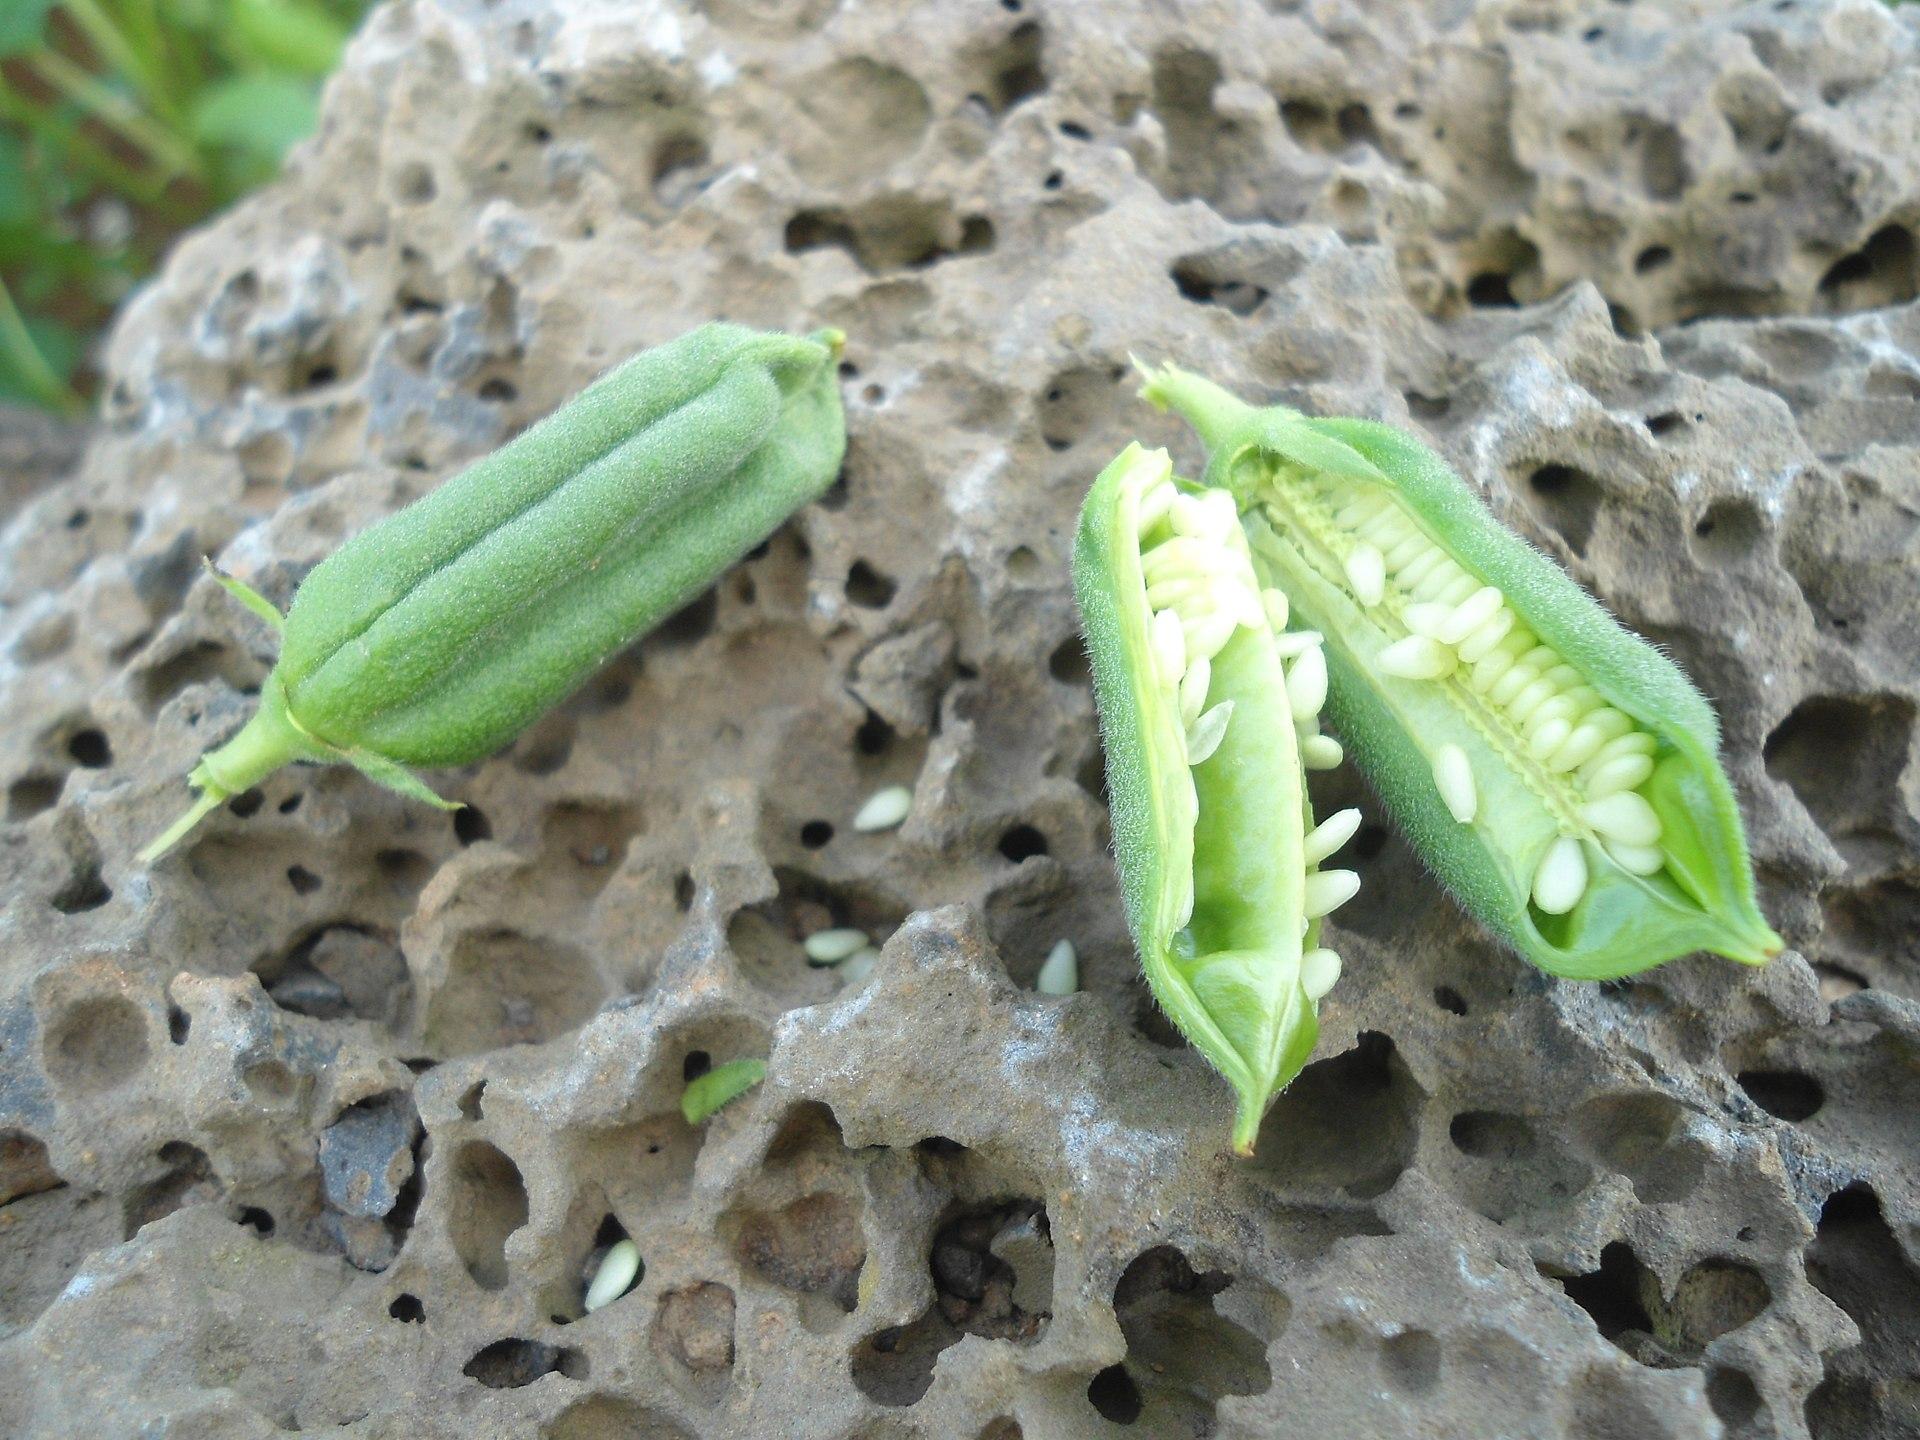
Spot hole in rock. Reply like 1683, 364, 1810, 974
423, 930, 605, 1057
1736, 1069, 1823, 1122
1561, 1242, 1657, 1348
389, 1293, 425, 1323
1106, 1245, 1271, 1427
846, 560, 896, 608
1805, 1185, 1920, 1436
7, 775, 62, 821
462, 1339, 586, 1388
453, 806, 492, 845
998, 825, 1049, 863
1817, 225, 1917, 313
448, 1141, 528, 1291
1763, 694, 1914, 854
1087, 1365, 1143, 1424
1048, 637, 1091, 686
1251, 1032, 1421, 1196
735, 1191, 866, 1317
45, 995, 147, 1094
65, 730, 110, 768
800, 820, 833, 849
1170, 261, 1268, 315
233, 1205, 274, 1235
1525, 464, 1604, 554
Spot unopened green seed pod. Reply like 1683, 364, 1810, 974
1140, 364, 1780, 981
1074, 444, 1361, 1155
142, 323, 846, 861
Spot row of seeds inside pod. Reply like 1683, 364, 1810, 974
1136, 471, 1359, 1000
1312, 484, 1665, 916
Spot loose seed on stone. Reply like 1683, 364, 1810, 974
1036, 939, 1078, 995
1432, 743, 1476, 824
584, 1239, 641, 1312
803, 927, 869, 965
1532, 836, 1588, 915
853, 784, 912, 832
839, 946, 880, 984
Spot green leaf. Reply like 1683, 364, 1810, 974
0, 0, 59, 58
231, 0, 350, 76
190, 73, 320, 166
681, 1059, 766, 1125
0, 133, 36, 227
0, 310, 81, 409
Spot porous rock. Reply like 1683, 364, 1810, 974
0, 0, 1916, 1435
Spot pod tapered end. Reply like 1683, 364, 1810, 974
139, 688, 313, 863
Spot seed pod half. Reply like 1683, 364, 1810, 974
1074, 443, 1361, 1154
1140, 365, 1781, 981
142, 323, 846, 860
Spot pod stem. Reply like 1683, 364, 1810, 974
139, 692, 314, 863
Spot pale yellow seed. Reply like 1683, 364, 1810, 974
1036, 939, 1078, 995
1261, 587, 1289, 632
1186, 702, 1235, 766
1546, 722, 1610, 773
1178, 656, 1211, 727
1438, 586, 1507, 646
1532, 836, 1588, 915
1604, 840, 1666, 876
1272, 629, 1323, 660
1528, 716, 1574, 760
1345, 543, 1387, 606
1300, 734, 1344, 769
1377, 635, 1455, 680
1580, 791, 1662, 847
1432, 743, 1477, 823
1303, 869, 1361, 919
1136, 480, 1175, 535
1396, 547, 1449, 590
853, 785, 912, 832
1403, 602, 1454, 639
1584, 750, 1655, 798
584, 1239, 641, 1313
1288, 645, 1329, 720
839, 946, 880, 984
804, 927, 869, 964
1300, 948, 1342, 1001
1150, 608, 1186, 683
1454, 606, 1517, 664
1303, 807, 1362, 865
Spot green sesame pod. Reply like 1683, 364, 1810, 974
1075, 444, 1361, 1155
142, 323, 846, 861
1140, 365, 1780, 981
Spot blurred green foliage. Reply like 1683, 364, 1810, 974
0, 0, 371, 413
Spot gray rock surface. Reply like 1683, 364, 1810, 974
0, 0, 1917, 1435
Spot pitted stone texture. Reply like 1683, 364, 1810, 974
0, 0, 1917, 1436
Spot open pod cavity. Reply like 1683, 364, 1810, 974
1073, 444, 1359, 1154
1141, 367, 1780, 981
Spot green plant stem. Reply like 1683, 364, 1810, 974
61, 0, 182, 129
0, 275, 84, 415
0, 87, 190, 216
28, 48, 204, 181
